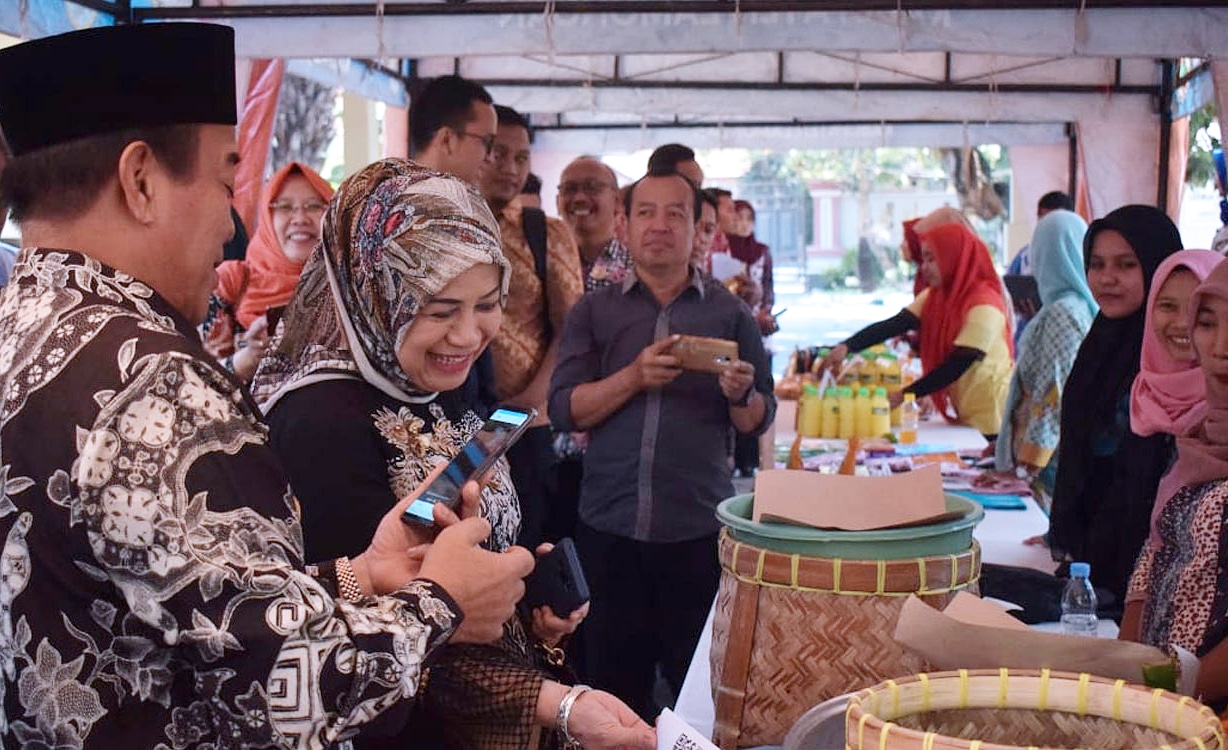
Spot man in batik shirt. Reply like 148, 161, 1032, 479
0, 23, 531, 750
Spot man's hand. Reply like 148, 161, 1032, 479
719, 359, 755, 404
633, 335, 683, 391
419, 521, 535, 643
350, 465, 483, 596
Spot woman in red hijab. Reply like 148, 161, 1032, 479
202, 161, 334, 381
821, 222, 1014, 437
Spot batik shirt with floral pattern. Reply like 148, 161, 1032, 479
0, 249, 461, 750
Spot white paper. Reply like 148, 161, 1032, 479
709, 253, 745, 281
657, 707, 719, 750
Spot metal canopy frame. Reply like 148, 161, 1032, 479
38, 0, 1226, 209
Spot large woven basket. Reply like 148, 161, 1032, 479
710, 528, 980, 749
846, 669, 1226, 750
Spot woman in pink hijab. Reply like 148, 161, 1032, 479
1122, 256, 1228, 707
1121, 249, 1222, 639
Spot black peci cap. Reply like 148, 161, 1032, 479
0, 23, 236, 157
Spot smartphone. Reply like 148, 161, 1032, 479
522, 538, 590, 618
401, 406, 536, 527
669, 335, 738, 373
1003, 274, 1042, 315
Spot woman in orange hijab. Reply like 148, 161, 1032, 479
821, 223, 1014, 437
202, 162, 334, 381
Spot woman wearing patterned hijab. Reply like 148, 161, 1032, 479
252, 160, 653, 750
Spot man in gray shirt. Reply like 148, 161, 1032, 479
549, 167, 775, 719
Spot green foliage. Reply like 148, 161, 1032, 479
1187, 103, 1223, 188
812, 249, 861, 290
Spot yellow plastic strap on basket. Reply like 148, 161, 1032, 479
998, 668, 1010, 708
918, 673, 931, 712
917, 557, 928, 594
969, 740, 982, 750
1194, 737, 1208, 750
1076, 673, 1091, 715
754, 549, 766, 583
833, 558, 842, 592
1112, 679, 1126, 721
958, 669, 970, 708
730, 540, 743, 572
923, 732, 937, 750
858, 708, 872, 749
950, 554, 958, 587
878, 722, 895, 750
886, 679, 900, 719
1151, 689, 1165, 730
1038, 668, 1051, 711
876, 560, 887, 595
790, 554, 800, 588
1177, 696, 1194, 735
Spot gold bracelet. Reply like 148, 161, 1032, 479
335, 557, 364, 602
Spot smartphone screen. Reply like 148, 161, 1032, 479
401, 407, 535, 526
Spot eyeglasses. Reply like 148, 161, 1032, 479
454, 129, 496, 156
269, 200, 327, 217
558, 180, 614, 197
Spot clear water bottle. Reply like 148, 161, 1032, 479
1060, 562, 1099, 637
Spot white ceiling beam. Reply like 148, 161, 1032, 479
485, 85, 1155, 124
194, 8, 1228, 59
531, 122, 1070, 153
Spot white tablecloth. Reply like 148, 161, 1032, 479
673, 418, 1065, 739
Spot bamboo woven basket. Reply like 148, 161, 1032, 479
846, 669, 1226, 750
710, 528, 980, 749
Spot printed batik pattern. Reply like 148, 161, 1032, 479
0, 249, 460, 749
373, 402, 520, 552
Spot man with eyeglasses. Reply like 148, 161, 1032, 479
408, 74, 497, 187
478, 105, 583, 550
549, 156, 634, 543
558, 156, 632, 292
409, 75, 501, 418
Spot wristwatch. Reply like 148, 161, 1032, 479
731, 385, 755, 407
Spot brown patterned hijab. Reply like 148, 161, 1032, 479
251, 158, 509, 413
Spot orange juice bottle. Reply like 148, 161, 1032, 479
854, 387, 872, 438
898, 393, 919, 444
870, 387, 892, 438
799, 384, 823, 437
837, 387, 856, 439
858, 354, 877, 388
820, 387, 840, 439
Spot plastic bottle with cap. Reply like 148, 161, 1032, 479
799, 384, 823, 438
837, 387, 855, 440
1060, 562, 1099, 637
898, 392, 919, 444
820, 387, 840, 439
870, 387, 892, 438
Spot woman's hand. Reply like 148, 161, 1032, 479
818, 343, 848, 377
231, 315, 270, 382
565, 689, 656, 750
529, 543, 590, 645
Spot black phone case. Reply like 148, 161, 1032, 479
523, 538, 590, 618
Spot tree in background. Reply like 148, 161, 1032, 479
270, 74, 337, 177
1186, 103, 1222, 189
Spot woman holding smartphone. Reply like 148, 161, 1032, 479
252, 160, 652, 750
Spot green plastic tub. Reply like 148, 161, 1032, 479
716, 492, 984, 559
